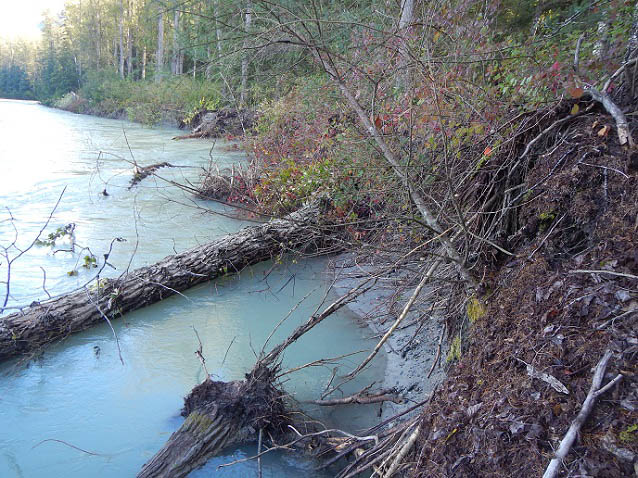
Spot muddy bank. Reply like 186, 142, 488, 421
329, 254, 447, 422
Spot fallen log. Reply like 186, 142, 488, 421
0, 200, 341, 362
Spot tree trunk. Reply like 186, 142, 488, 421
118, 0, 125, 78
240, 1, 252, 106
625, 2, 638, 95
396, 0, 415, 89
593, 7, 610, 62
96, 0, 102, 69
126, 0, 133, 77
155, 9, 164, 82
0, 202, 339, 362
172, 9, 180, 75
142, 45, 147, 79
215, 0, 222, 59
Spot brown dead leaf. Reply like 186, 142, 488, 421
598, 125, 610, 137
567, 87, 584, 99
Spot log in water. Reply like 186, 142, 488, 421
0, 201, 341, 361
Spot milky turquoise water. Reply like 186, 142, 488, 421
0, 99, 383, 477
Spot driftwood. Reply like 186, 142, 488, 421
306, 388, 402, 406
0, 201, 340, 362
129, 162, 174, 188
542, 350, 624, 478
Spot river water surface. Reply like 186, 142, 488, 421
0, 99, 384, 477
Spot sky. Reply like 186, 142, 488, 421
0, 0, 68, 39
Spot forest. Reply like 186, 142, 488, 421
1, 0, 637, 477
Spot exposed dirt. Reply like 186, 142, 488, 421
409, 106, 638, 477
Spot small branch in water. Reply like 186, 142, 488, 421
32, 438, 103, 456
275, 350, 365, 379
192, 326, 210, 379
346, 259, 441, 379
220, 335, 237, 369
257, 428, 263, 478
84, 288, 124, 366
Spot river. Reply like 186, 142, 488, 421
0, 99, 384, 477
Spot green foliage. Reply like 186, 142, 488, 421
82, 254, 97, 269
35, 225, 74, 247
447, 335, 462, 363
0, 64, 33, 99
619, 424, 637, 443
467, 296, 487, 323
74, 73, 222, 125
254, 157, 334, 214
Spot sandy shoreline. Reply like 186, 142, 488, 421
327, 254, 447, 422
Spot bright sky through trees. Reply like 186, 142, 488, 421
0, 0, 67, 39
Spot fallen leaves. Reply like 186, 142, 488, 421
598, 125, 610, 137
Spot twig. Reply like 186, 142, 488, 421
257, 428, 263, 478
601, 57, 638, 92
220, 335, 237, 369
569, 269, 638, 280
258, 278, 377, 367
580, 162, 629, 178
527, 214, 566, 261
192, 326, 210, 379
519, 113, 575, 160
218, 426, 378, 469
543, 350, 623, 478
39, 267, 52, 300
427, 322, 445, 378
84, 288, 124, 365
595, 309, 637, 330
305, 387, 402, 406
275, 350, 365, 379
379, 423, 420, 478
32, 438, 103, 456
1, 187, 66, 313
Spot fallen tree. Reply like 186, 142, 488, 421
0, 200, 341, 362
137, 274, 391, 478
